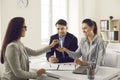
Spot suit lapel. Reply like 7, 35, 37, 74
63, 33, 69, 47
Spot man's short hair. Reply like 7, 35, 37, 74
55, 19, 67, 26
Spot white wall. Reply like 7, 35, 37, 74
68, 0, 82, 41
96, 0, 120, 19
1, 0, 120, 48
70, 0, 120, 38
1, 0, 41, 49
68, 0, 99, 41
83, 0, 96, 19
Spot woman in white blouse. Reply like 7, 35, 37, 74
57, 19, 105, 66
0, 17, 59, 80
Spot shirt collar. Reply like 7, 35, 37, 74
85, 35, 98, 44
58, 33, 67, 39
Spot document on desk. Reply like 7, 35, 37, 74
58, 64, 75, 71
31, 60, 76, 71
41, 62, 76, 71
30, 62, 59, 71
46, 62, 76, 71
39, 62, 59, 70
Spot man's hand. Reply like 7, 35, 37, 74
50, 39, 59, 48
56, 47, 70, 54
49, 55, 59, 63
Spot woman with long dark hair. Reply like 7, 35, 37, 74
0, 17, 59, 80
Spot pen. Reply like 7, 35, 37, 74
47, 74, 60, 79
75, 65, 76, 69
57, 65, 60, 70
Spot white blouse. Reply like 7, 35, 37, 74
69, 35, 106, 66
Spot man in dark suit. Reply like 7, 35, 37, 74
46, 19, 78, 63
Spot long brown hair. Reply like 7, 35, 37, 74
1, 17, 25, 63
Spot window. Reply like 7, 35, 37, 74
0, 26, 2, 48
41, 0, 67, 44
0, 17, 1, 48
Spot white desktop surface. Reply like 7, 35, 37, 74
30, 58, 120, 80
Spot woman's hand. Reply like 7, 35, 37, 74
36, 68, 46, 76
50, 39, 59, 48
56, 47, 70, 54
56, 47, 64, 52
74, 58, 82, 65
74, 58, 87, 66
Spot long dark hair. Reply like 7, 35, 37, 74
82, 19, 97, 35
92, 21, 97, 35
1, 17, 25, 64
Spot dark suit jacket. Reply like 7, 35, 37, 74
46, 32, 78, 63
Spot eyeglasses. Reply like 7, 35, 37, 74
23, 26, 27, 29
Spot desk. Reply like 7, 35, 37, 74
30, 58, 120, 80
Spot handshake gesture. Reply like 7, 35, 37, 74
56, 44, 87, 66
56, 47, 70, 54
49, 39, 70, 54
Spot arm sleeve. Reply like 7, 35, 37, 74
89, 39, 106, 66
96, 40, 106, 66
25, 46, 51, 56
69, 48, 82, 59
5, 44, 37, 79
69, 40, 83, 59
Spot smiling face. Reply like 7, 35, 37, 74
56, 24, 68, 37
82, 23, 94, 37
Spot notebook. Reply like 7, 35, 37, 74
58, 64, 75, 71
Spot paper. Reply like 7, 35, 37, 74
30, 61, 59, 71
38, 62, 59, 70
58, 64, 76, 71
41, 62, 76, 71
30, 59, 76, 71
